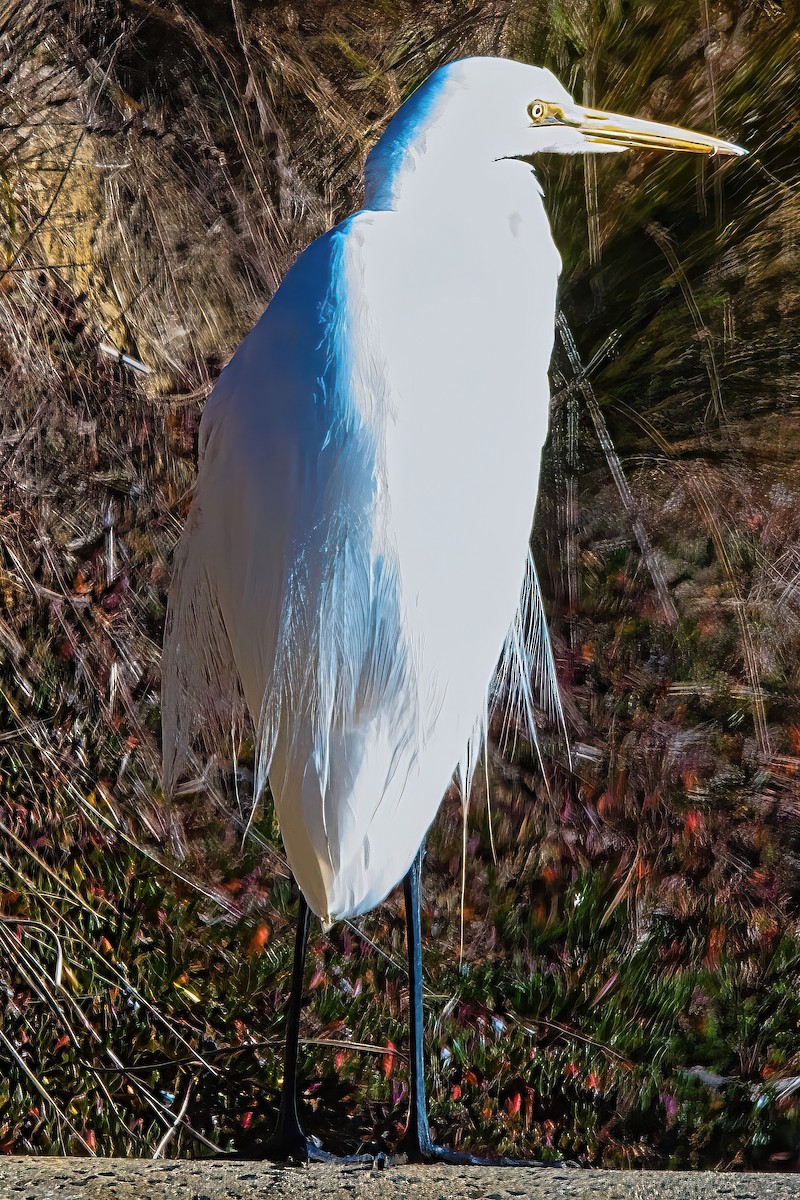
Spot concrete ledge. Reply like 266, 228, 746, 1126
0, 1159, 797, 1200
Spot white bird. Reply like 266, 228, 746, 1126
162, 56, 744, 1163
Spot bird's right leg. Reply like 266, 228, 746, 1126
399, 843, 492, 1163
398, 844, 547, 1167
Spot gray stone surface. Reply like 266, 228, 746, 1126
0, 1160, 797, 1200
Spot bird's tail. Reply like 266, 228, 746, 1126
452, 550, 567, 958
492, 547, 570, 778
455, 549, 569, 836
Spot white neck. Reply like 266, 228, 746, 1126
363, 63, 547, 234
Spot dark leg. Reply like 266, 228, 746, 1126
399, 843, 546, 1167
401, 842, 434, 1156
265, 889, 322, 1162
265, 887, 377, 1165
276, 890, 313, 1156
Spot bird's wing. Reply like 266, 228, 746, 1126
162, 203, 565, 921
161, 213, 416, 823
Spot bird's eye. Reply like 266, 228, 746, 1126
528, 100, 546, 123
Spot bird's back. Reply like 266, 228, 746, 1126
163, 171, 559, 922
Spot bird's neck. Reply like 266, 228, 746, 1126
365, 142, 545, 238
364, 73, 544, 225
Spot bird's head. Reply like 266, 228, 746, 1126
365, 57, 745, 211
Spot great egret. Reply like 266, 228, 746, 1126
162, 56, 744, 1163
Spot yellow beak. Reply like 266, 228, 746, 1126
578, 105, 746, 156
529, 99, 746, 157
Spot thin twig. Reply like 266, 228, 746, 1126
0, 1027, 97, 1154
152, 1078, 194, 1159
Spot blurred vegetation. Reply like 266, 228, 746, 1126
0, 0, 799, 1170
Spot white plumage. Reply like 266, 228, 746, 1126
162, 57, 744, 925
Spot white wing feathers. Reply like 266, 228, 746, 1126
161, 497, 247, 802
493, 548, 570, 783
162, 210, 566, 922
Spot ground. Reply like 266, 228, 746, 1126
0, 1160, 798, 1200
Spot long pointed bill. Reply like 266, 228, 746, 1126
528, 98, 746, 157
576, 105, 746, 157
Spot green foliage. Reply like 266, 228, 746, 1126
0, 0, 798, 1171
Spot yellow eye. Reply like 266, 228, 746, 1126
528, 100, 546, 123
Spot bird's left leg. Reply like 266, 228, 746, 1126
264, 888, 325, 1163
265, 884, 382, 1165
398, 843, 545, 1167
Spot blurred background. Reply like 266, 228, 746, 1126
0, 0, 799, 1169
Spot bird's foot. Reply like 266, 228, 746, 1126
263, 1126, 385, 1167
262, 1127, 327, 1165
